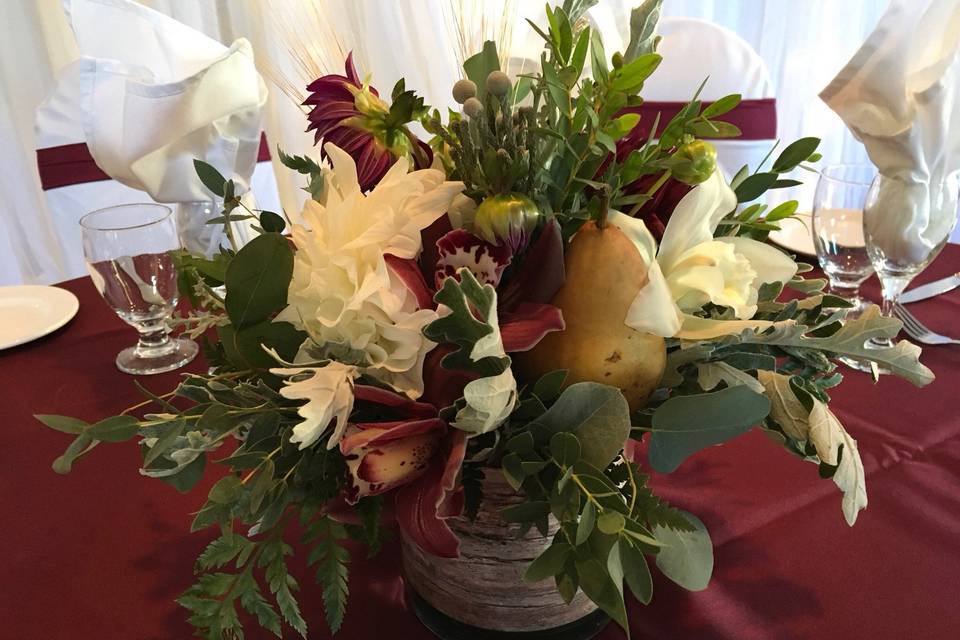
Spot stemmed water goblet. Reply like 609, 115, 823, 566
863, 173, 960, 368
80, 203, 198, 375
812, 164, 877, 371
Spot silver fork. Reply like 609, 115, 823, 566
893, 304, 960, 345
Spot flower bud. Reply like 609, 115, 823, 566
463, 97, 484, 118
667, 140, 718, 185
485, 71, 512, 96
452, 79, 477, 104
473, 193, 540, 253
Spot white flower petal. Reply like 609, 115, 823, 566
657, 169, 737, 274
608, 211, 682, 337
717, 237, 798, 286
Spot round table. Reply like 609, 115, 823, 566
3, 248, 960, 639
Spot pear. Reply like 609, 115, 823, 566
515, 221, 666, 411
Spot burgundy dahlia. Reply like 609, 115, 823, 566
304, 53, 431, 190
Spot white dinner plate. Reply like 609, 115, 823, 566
0, 285, 79, 350
769, 212, 816, 257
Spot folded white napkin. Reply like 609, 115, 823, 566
64, 0, 267, 203
820, 0, 960, 265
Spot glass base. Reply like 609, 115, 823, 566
409, 590, 611, 640
116, 337, 198, 375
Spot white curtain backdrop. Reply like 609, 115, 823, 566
1, 0, 889, 285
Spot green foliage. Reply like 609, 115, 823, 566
423, 268, 511, 377
224, 233, 294, 329
462, 40, 500, 100
193, 160, 228, 197
648, 386, 772, 473
653, 511, 713, 591
623, 0, 663, 63
305, 517, 350, 634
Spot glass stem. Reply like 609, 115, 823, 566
136, 319, 173, 354
871, 274, 913, 348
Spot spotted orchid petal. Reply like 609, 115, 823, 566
434, 228, 513, 289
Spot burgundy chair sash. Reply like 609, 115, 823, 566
36, 133, 272, 191
623, 97, 777, 141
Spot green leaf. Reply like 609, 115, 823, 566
772, 137, 821, 173
701, 94, 742, 118
86, 415, 140, 442
765, 200, 799, 221
649, 386, 771, 473
623, 0, 663, 63
277, 146, 323, 175
143, 419, 186, 466
689, 120, 742, 138
542, 55, 572, 118
570, 28, 591, 77
654, 510, 713, 591
196, 533, 247, 571
306, 518, 350, 634
240, 585, 282, 637
742, 305, 934, 386
550, 432, 581, 467
35, 414, 88, 435
620, 540, 653, 604
259, 211, 286, 233
734, 172, 778, 203
162, 454, 206, 494
219, 320, 306, 370
224, 233, 294, 329
611, 53, 662, 93
423, 268, 510, 377
575, 556, 630, 633
193, 159, 227, 197
590, 29, 609, 83
208, 474, 243, 504
463, 40, 500, 100
249, 459, 275, 514
500, 501, 551, 524
576, 500, 596, 545
524, 542, 572, 582
52, 433, 94, 474
597, 511, 626, 534
533, 382, 631, 469
532, 369, 567, 404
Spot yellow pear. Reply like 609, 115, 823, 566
515, 221, 666, 411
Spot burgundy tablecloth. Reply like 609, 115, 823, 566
2, 248, 960, 640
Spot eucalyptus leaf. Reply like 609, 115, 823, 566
574, 557, 629, 633
524, 543, 572, 582
619, 541, 653, 604
649, 386, 771, 473
654, 510, 713, 591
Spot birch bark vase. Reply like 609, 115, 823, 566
402, 470, 609, 639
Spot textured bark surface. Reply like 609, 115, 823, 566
401, 470, 598, 632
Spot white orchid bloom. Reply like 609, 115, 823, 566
277, 143, 463, 398
610, 169, 798, 339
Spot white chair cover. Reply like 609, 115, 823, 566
641, 17, 776, 179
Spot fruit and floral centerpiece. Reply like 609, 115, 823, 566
39, 2, 933, 639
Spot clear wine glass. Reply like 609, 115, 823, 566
812, 164, 877, 371
80, 203, 198, 375
863, 173, 960, 364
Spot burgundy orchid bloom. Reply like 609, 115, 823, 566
304, 53, 432, 191
434, 228, 513, 289
340, 384, 466, 558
